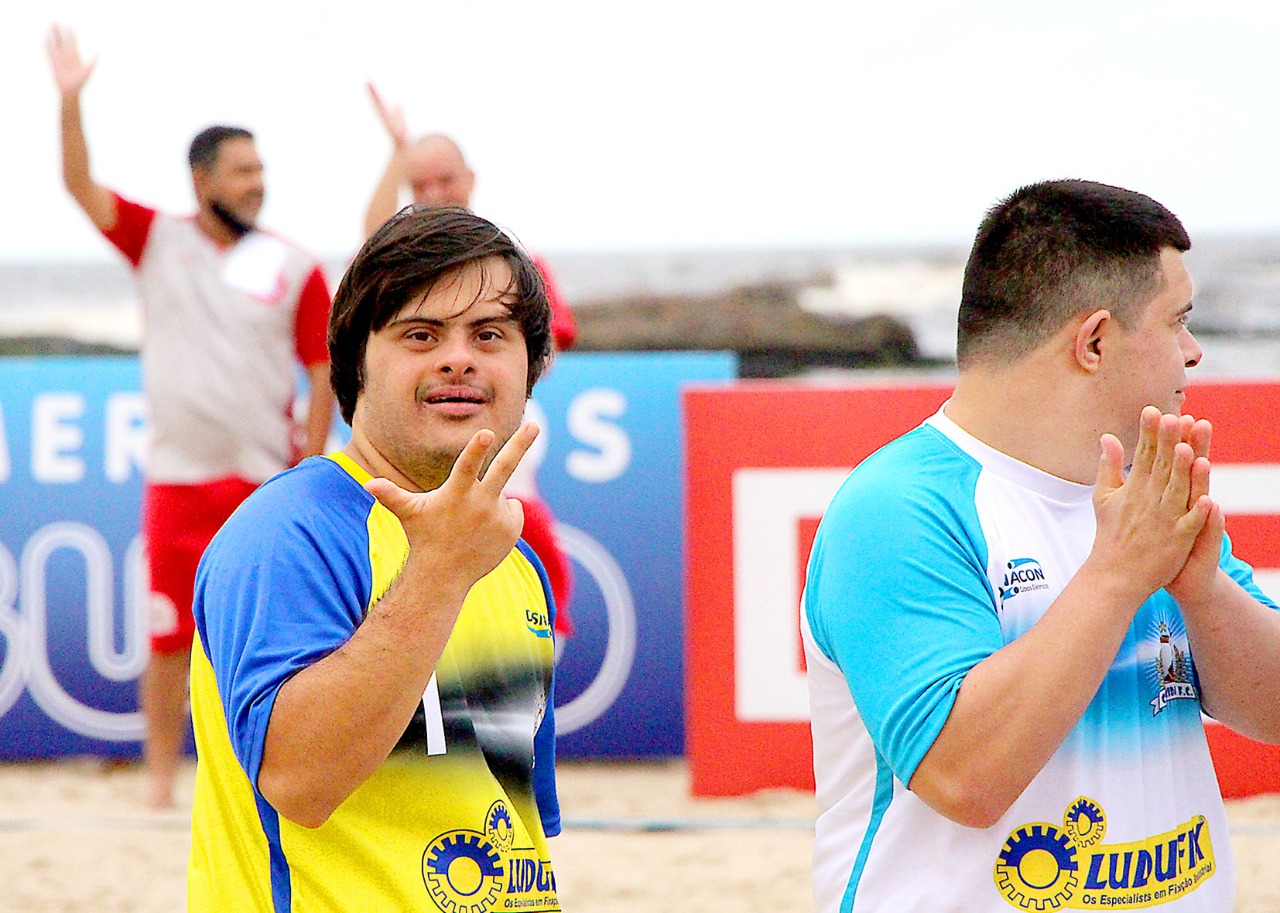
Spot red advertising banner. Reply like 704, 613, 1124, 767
684, 380, 1280, 797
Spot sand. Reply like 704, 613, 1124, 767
0, 757, 1275, 911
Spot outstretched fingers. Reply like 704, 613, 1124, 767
1187, 417, 1212, 462
46, 24, 95, 93
1159, 440, 1196, 511
478, 422, 540, 493
366, 82, 407, 146
436, 422, 539, 498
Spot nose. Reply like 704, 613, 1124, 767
434, 333, 477, 375
1183, 328, 1203, 368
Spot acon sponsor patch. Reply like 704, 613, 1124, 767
1001, 558, 1050, 601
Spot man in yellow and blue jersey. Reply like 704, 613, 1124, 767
187, 204, 562, 912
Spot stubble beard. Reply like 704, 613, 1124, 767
391, 429, 513, 492
209, 199, 257, 239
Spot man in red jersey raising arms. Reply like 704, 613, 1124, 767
47, 24, 334, 809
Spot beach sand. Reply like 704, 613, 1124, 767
0, 757, 1275, 911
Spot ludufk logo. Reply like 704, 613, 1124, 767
1000, 557, 1050, 601
994, 797, 1215, 909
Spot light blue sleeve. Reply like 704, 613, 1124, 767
804, 428, 1003, 786
1220, 532, 1279, 610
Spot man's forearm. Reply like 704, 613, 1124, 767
909, 557, 1151, 828
298, 365, 335, 460
59, 94, 115, 229
364, 151, 405, 238
1181, 569, 1280, 742
256, 550, 474, 827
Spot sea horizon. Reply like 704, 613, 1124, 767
4, 236, 1280, 376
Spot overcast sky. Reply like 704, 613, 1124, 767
6, 0, 1280, 262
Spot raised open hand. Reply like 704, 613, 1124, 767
364, 423, 539, 588
47, 24, 96, 98
366, 82, 408, 150
1092, 407, 1215, 602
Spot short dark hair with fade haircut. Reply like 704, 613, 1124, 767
956, 179, 1191, 368
188, 125, 254, 171
328, 204, 553, 424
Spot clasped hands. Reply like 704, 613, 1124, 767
1093, 406, 1224, 609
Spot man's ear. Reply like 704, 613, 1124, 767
190, 166, 210, 203
1074, 309, 1111, 372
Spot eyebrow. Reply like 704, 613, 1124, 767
386, 310, 517, 331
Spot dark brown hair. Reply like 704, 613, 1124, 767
957, 179, 1191, 367
188, 125, 254, 171
328, 205, 552, 423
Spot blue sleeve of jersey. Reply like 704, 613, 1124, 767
194, 463, 373, 786
804, 433, 1000, 787
534, 674, 561, 837
1220, 532, 1280, 609
516, 538, 561, 837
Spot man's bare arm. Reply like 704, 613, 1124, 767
363, 82, 408, 237
47, 25, 116, 230
297, 363, 336, 461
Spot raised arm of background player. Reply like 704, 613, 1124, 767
47, 24, 117, 232
363, 82, 410, 238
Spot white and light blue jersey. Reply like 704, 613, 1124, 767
802, 406, 1276, 912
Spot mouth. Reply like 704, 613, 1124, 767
419, 386, 489, 409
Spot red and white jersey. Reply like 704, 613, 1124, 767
102, 193, 331, 483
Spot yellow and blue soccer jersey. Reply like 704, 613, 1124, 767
188, 453, 560, 913
802, 407, 1277, 913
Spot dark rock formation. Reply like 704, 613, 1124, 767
573, 282, 920, 378
0, 335, 135, 357
0, 282, 924, 379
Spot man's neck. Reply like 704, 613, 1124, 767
945, 359, 1100, 485
341, 431, 453, 495
195, 205, 254, 247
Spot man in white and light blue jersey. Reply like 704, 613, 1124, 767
802, 179, 1280, 912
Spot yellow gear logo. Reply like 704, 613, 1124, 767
993, 823, 1079, 911
421, 831, 504, 913
486, 800, 515, 853
1062, 796, 1106, 849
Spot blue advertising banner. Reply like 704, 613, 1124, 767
533, 351, 736, 756
0, 352, 735, 759
0, 357, 148, 757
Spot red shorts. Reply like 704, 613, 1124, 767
143, 478, 259, 654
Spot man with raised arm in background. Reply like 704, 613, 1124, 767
47, 24, 334, 810
363, 84, 578, 638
